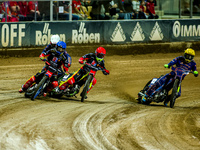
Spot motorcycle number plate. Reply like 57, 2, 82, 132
151, 78, 157, 84
63, 75, 70, 80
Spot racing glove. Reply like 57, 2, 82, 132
39, 53, 47, 61
79, 57, 84, 64
164, 64, 170, 68
103, 69, 110, 75
194, 71, 198, 77
50, 48, 57, 53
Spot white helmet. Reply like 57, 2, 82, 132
50, 35, 60, 44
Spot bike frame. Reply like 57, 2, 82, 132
149, 66, 190, 98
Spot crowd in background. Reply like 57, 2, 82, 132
1, 0, 199, 22
0, 0, 160, 22
0, 1, 42, 22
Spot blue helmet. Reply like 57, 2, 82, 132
57, 41, 67, 49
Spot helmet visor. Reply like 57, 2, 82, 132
184, 54, 194, 60
57, 46, 64, 52
97, 53, 105, 59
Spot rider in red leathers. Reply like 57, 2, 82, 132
54, 47, 109, 96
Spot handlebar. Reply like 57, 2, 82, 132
84, 62, 103, 71
170, 66, 194, 75
46, 60, 58, 68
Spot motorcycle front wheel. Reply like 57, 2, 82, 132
81, 74, 93, 102
31, 76, 48, 101
25, 84, 36, 98
170, 79, 179, 108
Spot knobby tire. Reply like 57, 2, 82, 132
170, 79, 179, 108
31, 76, 48, 101
81, 75, 93, 102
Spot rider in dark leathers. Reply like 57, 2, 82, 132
19, 39, 72, 95
55, 47, 110, 96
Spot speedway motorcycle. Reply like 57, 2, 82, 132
137, 66, 194, 108
51, 62, 104, 102
28, 59, 60, 101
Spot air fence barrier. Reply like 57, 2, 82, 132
0, 19, 200, 56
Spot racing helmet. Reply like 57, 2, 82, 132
57, 41, 67, 52
95, 47, 106, 62
184, 48, 195, 63
50, 35, 60, 45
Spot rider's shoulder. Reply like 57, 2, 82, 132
84, 53, 95, 58
191, 60, 197, 65
177, 56, 184, 61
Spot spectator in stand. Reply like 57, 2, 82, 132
101, 0, 112, 20
0, 1, 18, 22
146, 0, 158, 19
0, 2, 7, 21
139, 0, 148, 19
26, 1, 42, 21
109, 0, 120, 20
123, 0, 135, 19
58, 1, 80, 20
80, 0, 91, 19
114, 0, 126, 19
90, 0, 110, 20
132, 0, 140, 19
72, 0, 87, 20
9, 1, 26, 21
193, 0, 200, 13
115, 0, 134, 19
17, 1, 28, 21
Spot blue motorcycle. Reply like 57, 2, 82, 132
137, 66, 194, 108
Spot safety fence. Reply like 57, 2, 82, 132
0, 19, 200, 48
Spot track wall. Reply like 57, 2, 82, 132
0, 19, 200, 56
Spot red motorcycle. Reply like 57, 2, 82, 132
51, 62, 105, 102
30, 60, 59, 100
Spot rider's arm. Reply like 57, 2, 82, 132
66, 54, 72, 67
164, 56, 181, 68
99, 61, 110, 75
62, 53, 72, 72
191, 62, 198, 77
40, 44, 52, 61
39, 52, 50, 61
79, 54, 90, 64
168, 56, 180, 67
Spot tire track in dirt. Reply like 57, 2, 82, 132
72, 101, 123, 150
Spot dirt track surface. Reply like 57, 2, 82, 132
0, 52, 200, 150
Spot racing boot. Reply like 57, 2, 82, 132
54, 86, 63, 94
43, 92, 47, 97
141, 94, 147, 103
19, 85, 25, 93
19, 76, 36, 93
74, 84, 80, 93
164, 94, 171, 106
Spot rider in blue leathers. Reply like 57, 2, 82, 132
141, 48, 198, 105
19, 40, 72, 95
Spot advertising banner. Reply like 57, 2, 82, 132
0, 19, 200, 48
104, 20, 171, 44
171, 20, 200, 42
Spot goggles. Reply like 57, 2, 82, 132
184, 54, 194, 60
97, 53, 105, 59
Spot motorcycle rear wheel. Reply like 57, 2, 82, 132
81, 75, 93, 102
31, 76, 48, 101
170, 79, 179, 108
